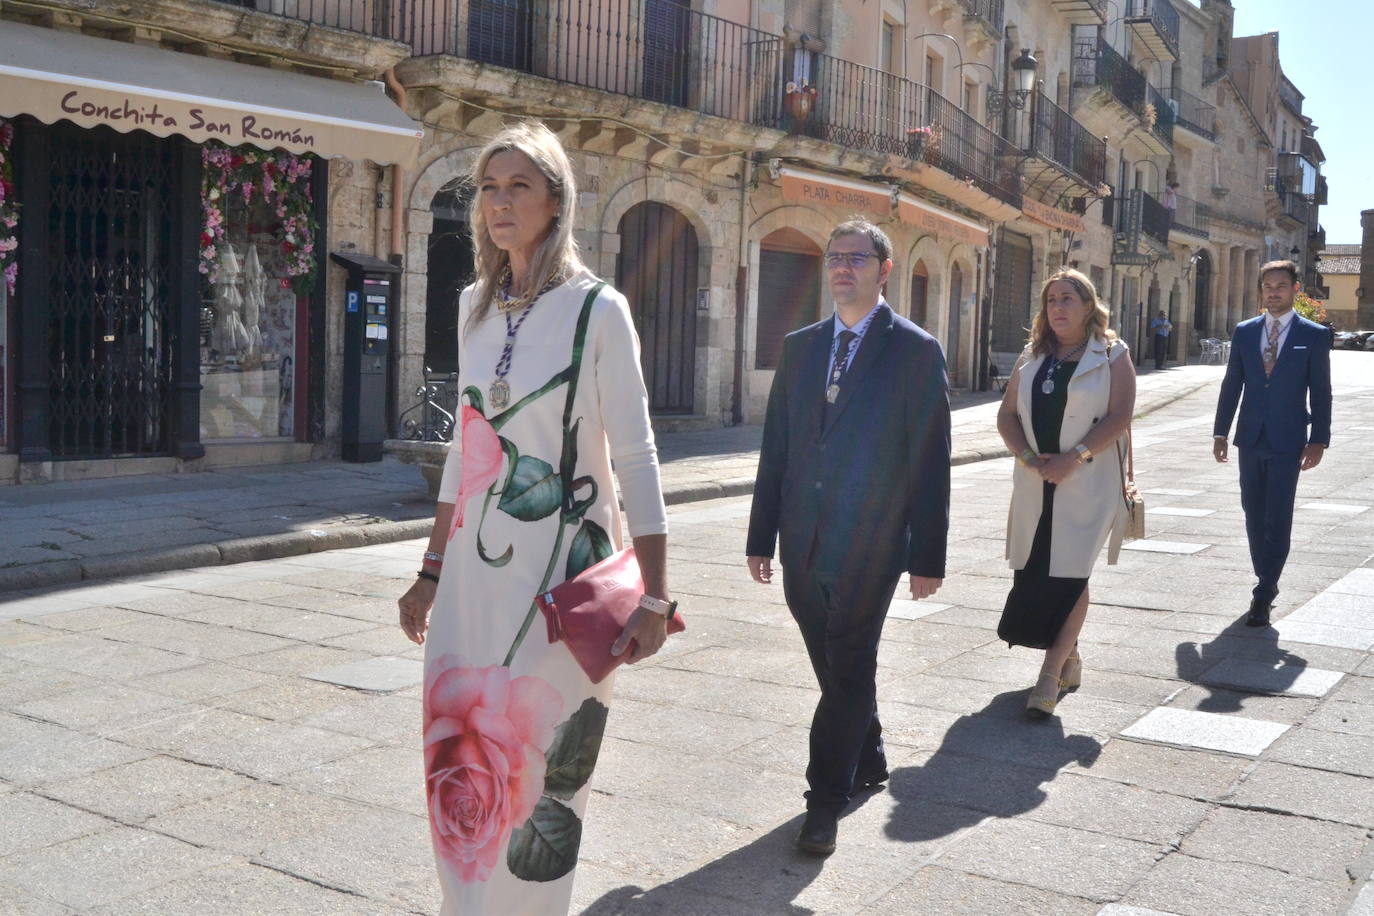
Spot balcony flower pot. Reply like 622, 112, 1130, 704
906, 125, 941, 165
782, 80, 817, 134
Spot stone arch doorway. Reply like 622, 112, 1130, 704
910, 260, 930, 328
1193, 250, 1213, 340
425, 182, 473, 374
616, 201, 699, 414
755, 227, 822, 370
947, 262, 966, 385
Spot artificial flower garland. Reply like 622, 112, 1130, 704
200, 141, 317, 296
0, 119, 19, 296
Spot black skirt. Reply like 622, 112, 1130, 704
998, 480, 1088, 649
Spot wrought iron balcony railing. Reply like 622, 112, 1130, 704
1310, 225, 1326, 249
1024, 90, 1106, 188
1074, 37, 1146, 116
1169, 86, 1216, 139
1169, 193, 1208, 238
1125, 0, 1179, 60
400, 0, 781, 122
209, 0, 400, 38
1281, 190, 1312, 225
955, 0, 1005, 32
758, 53, 1021, 206
1139, 188, 1170, 247
1145, 83, 1174, 147
1316, 174, 1328, 206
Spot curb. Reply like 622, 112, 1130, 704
0, 374, 1213, 595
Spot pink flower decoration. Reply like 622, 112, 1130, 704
424, 658, 562, 884
448, 406, 503, 538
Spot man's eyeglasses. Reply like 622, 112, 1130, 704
825, 251, 880, 269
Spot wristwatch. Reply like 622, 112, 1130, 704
638, 594, 678, 620
1074, 444, 1094, 464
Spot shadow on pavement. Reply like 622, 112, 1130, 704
884, 690, 1102, 843
579, 818, 826, 916
1174, 618, 1307, 712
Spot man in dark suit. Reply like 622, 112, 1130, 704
747, 220, 951, 855
1213, 259, 1332, 627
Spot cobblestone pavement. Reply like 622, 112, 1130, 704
0, 366, 1216, 593
1, 355, 1372, 914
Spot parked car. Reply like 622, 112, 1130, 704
1366, 334, 1374, 352
1338, 330, 1374, 350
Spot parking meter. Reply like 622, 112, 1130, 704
332, 252, 401, 462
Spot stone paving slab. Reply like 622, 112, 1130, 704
1197, 657, 1345, 697
1120, 708, 1290, 756
303, 655, 424, 692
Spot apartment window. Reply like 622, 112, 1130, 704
963, 80, 976, 114
881, 20, 898, 74
925, 52, 943, 95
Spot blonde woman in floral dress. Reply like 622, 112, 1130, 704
396, 122, 671, 914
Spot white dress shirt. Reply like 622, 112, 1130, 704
1259, 308, 1296, 362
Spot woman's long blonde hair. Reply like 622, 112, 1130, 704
1028, 268, 1116, 355
465, 121, 586, 335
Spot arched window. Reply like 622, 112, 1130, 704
910, 259, 930, 328
425, 182, 473, 374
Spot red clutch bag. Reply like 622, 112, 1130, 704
535, 547, 685, 684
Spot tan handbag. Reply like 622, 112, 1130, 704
1117, 428, 1145, 541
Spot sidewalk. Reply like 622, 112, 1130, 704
0, 365, 1219, 593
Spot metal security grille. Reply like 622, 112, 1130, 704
991, 231, 1034, 353
616, 202, 698, 414
47, 126, 176, 458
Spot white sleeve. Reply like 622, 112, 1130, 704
592, 289, 668, 537
436, 286, 474, 505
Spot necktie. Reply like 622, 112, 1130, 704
826, 330, 858, 404
1263, 319, 1280, 377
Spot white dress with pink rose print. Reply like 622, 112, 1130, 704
427, 272, 667, 915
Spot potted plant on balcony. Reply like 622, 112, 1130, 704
783, 79, 818, 133
906, 124, 941, 164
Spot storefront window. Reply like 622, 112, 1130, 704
198, 144, 316, 440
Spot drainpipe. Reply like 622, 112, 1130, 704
384, 66, 407, 266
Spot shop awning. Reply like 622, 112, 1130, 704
897, 194, 990, 249
0, 20, 422, 164
779, 167, 893, 217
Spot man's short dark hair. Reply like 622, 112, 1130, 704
829, 220, 893, 263
1258, 259, 1299, 286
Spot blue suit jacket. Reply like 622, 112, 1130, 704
747, 303, 951, 581
1213, 312, 1332, 451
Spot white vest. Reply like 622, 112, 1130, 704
1005, 336, 1129, 578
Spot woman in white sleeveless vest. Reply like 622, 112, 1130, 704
995, 269, 1136, 718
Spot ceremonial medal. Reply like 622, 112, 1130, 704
489, 378, 511, 410
1041, 378, 1055, 395
826, 383, 840, 404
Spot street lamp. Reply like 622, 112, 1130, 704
988, 49, 1038, 115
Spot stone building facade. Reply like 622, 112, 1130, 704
0, 0, 1332, 482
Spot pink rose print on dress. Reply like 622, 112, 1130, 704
449, 406, 504, 539
424, 657, 563, 883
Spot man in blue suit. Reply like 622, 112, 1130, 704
1213, 259, 1332, 626
747, 220, 951, 855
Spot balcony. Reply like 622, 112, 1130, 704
209, 0, 396, 38
956, 0, 1005, 33
1311, 224, 1326, 249
1074, 37, 1145, 120
1125, 0, 1179, 62
1169, 87, 1216, 141
1143, 83, 1174, 151
1280, 190, 1312, 226
1048, 0, 1107, 24
1013, 90, 1106, 195
1302, 134, 1325, 165
759, 53, 1021, 206
1315, 174, 1329, 206
1110, 188, 1169, 264
398, 0, 780, 125
1168, 194, 1209, 239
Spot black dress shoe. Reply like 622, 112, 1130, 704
1246, 597, 1272, 627
854, 765, 889, 791
796, 808, 838, 856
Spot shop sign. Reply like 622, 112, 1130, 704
897, 195, 990, 248
779, 168, 892, 217
1021, 197, 1086, 234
